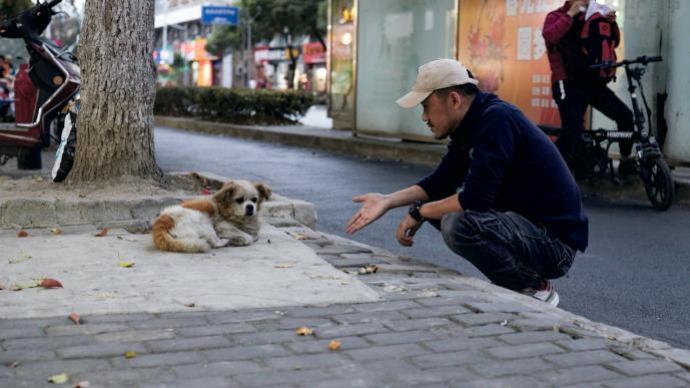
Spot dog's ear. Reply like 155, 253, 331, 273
214, 181, 237, 204
254, 182, 272, 202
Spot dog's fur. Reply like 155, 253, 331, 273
152, 180, 271, 253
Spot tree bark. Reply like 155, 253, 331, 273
70, 0, 162, 182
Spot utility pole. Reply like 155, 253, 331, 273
243, 4, 261, 88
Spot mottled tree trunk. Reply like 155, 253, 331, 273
70, 0, 161, 182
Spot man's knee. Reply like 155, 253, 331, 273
441, 211, 477, 249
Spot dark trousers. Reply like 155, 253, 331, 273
431, 210, 575, 291
552, 79, 634, 162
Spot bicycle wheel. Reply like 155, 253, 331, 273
640, 157, 674, 211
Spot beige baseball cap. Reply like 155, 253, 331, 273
396, 58, 479, 109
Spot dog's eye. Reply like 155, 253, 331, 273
235, 198, 244, 204
251, 197, 258, 203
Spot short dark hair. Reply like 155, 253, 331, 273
434, 82, 479, 99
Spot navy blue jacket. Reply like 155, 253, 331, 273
417, 93, 588, 252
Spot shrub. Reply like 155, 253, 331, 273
154, 87, 315, 125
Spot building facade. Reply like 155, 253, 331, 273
329, 0, 690, 164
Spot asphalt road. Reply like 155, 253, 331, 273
154, 126, 690, 349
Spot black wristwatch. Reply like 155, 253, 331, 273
408, 200, 425, 223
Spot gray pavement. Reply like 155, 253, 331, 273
1, 223, 689, 387
1, 170, 689, 386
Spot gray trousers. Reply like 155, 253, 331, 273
432, 210, 575, 291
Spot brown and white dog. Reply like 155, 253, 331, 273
152, 180, 271, 253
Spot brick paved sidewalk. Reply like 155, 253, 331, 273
1, 224, 689, 387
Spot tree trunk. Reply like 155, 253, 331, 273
70, 0, 162, 182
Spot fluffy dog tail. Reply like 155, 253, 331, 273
152, 214, 210, 253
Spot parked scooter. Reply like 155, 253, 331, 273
0, 0, 79, 182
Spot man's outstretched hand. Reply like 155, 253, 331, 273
346, 193, 390, 235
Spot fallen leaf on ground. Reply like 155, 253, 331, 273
358, 264, 379, 275
9, 361, 20, 368
17, 230, 28, 238
328, 340, 341, 351
51, 228, 63, 235
295, 327, 313, 336
74, 381, 90, 388
94, 228, 108, 237
34, 175, 44, 182
200, 188, 212, 195
118, 261, 135, 268
499, 320, 508, 326
274, 262, 296, 269
184, 303, 196, 308
290, 233, 312, 241
48, 372, 68, 384
68, 313, 81, 325
124, 351, 137, 359
40, 278, 63, 288
78, 193, 87, 198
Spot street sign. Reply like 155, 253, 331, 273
201, 6, 239, 26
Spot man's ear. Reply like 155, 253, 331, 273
450, 91, 464, 109
214, 181, 237, 203
254, 182, 272, 201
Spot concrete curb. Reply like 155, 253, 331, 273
0, 172, 318, 231
155, 115, 690, 207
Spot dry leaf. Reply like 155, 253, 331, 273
184, 303, 196, 308
94, 228, 108, 237
200, 188, 212, 195
9, 361, 20, 368
295, 327, 313, 336
68, 313, 81, 325
48, 372, 68, 384
34, 176, 44, 182
17, 230, 28, 238
0, 283, 4, 290
124, 351, 137, 359
40, 278, 63, 288
358, 264, 378, 275
51, 228, 63, 235
78, 193, 87, 198
328, 340, 341, 351
499, 320, 508, 326
118, 261, 135, 268
74, 381, 90, 388
12, 280, 41, 291
274, 262, 296, 269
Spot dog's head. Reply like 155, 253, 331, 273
214, 180, 272, 219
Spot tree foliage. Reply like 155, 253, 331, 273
0, 0, 33, 18
205, 24, 242, 56
248, 0, 327, 48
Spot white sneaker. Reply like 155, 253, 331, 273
521, 281, 559, 307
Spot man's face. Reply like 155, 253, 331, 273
421, 92, 464, 140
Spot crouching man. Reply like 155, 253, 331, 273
346, 59, 588, 307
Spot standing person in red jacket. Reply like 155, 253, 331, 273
543, 0, 636, 175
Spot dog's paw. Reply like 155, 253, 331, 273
226, 235, 253, 247
213, 238, 230, 248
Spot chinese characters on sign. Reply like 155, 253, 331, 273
458, 0, 561, 128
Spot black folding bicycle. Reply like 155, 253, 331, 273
575, 55, 674, 211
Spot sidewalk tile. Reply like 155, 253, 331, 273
58, 342, 147, 359
146, 335, 231, 353
285, 336, 369, 354
174, 322, 256, 337
173, 360, 263, 378
263, 353, 352, 370
202, 344, 290, 362
468, 357, 557, 378
411, 350, 486, 369
234, 369, 330, 387
485, 342, 565, 359
111, 351, 204, 368
345, 343, 428, 362
536, 365, 623, 385
607, 359, 684, 376
547, 349, 627, 367
602, 374, 687, 388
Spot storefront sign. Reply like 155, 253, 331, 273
201, 6, 239, 26
303, 42, 327, 64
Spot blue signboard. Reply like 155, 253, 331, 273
201, 6, 239, 26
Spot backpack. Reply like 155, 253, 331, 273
579, 14, 618, 82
